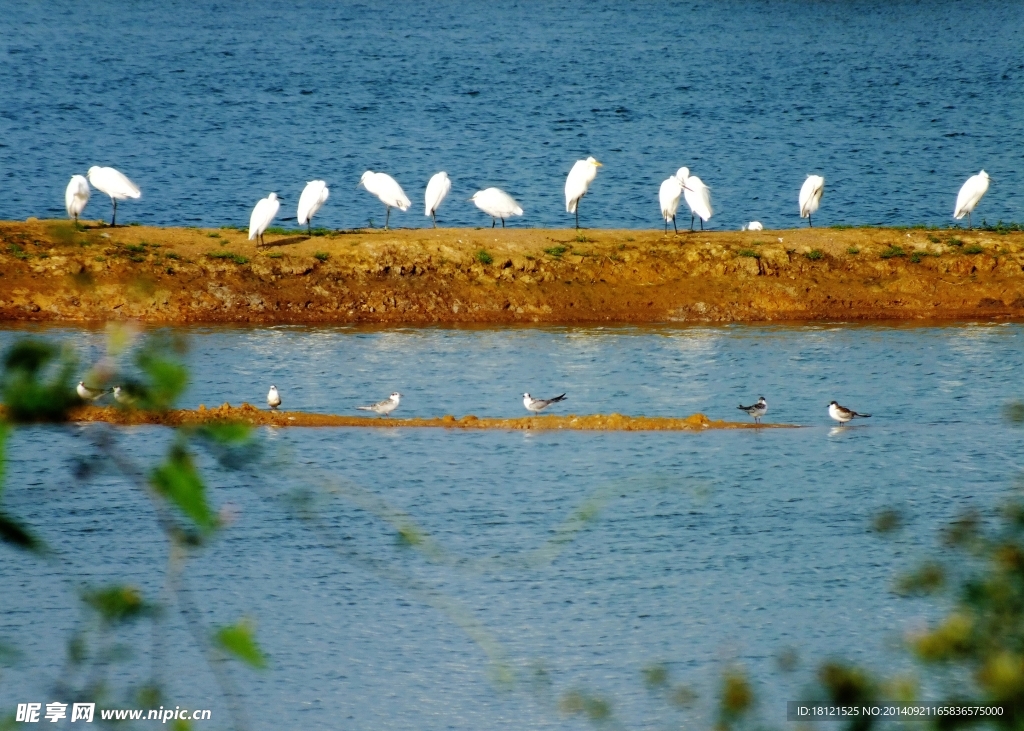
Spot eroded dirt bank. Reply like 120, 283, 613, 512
46, 403, 794, 431
2, 220, 1024, 324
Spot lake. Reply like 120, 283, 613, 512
0, 322, 1021, 728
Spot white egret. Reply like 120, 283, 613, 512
677, 167, 713, 231
358, 171, 410, 230
248, 192, 281, 246
742, 221, 764, 231
297, 180, 329, 234
424, 171, 451, 228
65, 175, 90, 225
565, 156, 602, 229
469, 188, 523, 228
658, 175, 685, 233
799, 175, 825, 227
954, 170, 990, 230
87, 166, 140, 227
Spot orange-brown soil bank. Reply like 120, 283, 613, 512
53, 403, 795, 431
2, 220, 1024, 324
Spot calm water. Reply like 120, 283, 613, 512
3, 1, 1024, 230
1, 323, 1022, 729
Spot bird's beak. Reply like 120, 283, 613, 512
594, 160, 603, 166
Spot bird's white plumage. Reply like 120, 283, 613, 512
742, 221, 764, 231
954, 170, 990, 220
77, 381, 106, 400
87, 167, 140, 201
357, 392, 401, 416
65, 175, 90, 220
470, 188, 523, 220
360, 171, 410, 211
424, 172, 452, 217
677, 167, 712, 222
249, 192, 280, 241
799, 175, 825, 219
659, 176, 684, 223
267, 385, 281, 409
523, 392, 567, 413
297, 180, 329, 226
565, 157, 602, 213
113, 386, 135, 406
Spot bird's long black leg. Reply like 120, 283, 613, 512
111, 199, 117, 227
690, 214, 694, 231
700, 218, 704, 231
432, 211, 437, 229
501, 218, 505, 228
385, 207, 391, 230
673, 216, 678, 235
492, 219, 496, 228
968, 212, 972, 230
575, 206, 579, 230
809, 214, 813, 228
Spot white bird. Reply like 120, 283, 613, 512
65, 175, 91, 225
799, 175, 825, 227
357, 392, 401, 417
297, 180, 329, 234
470, 188, 523, 228
267, 385, 281, 410
737, 396, 767, 424
248, 192, 281, 246
359, 171, 410, 230
523, 392, 567, 413
77, 381, 107, 401
113, 386, 136, 406
954, 170, 990, 230
424, 172, 452, 228
659, 175, 685, 234
742, 221, 764, 231
87, 166, 140, 227
828, 400, 871, 425
565, 157, 602, 229
677, 167, 713, 231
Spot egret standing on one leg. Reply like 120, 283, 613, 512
954, 170, 990, 230
677, 167, 712, 231
658, 174, 685, 233
470, 188, 523, 228
799, 175, 825, 227
87, 166, 140, 227
248, 192, 281, 247
565, 156, 602, 229
359, 171, 410, 230
65, 175, 90, 225
297, 180, 329, 235
424, 172, 451, 228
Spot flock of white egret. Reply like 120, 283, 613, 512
63, 161, 993, 236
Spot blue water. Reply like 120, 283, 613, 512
1, 323, 1022, 729
3, 1, 1023, 230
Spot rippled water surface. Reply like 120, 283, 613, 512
3, 1, 1023, 229
1, 323, 1022, 728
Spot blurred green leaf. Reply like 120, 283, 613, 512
0, 511, 44, 553
669, 684, 698, 708
894, 561, 945, 596
136, 336, 189, 411
150, 444, 217, 532
214, 620, 266, 669
641, 662, 669, 688
1003, 402, 1024, 424
0, 340, 78, 423
82, 585, 154, 625
559, 690, 611, 722
194, 422, 252, 445
872, 508, 902, 534
0, 421, 7, 494
718, 669, 754, 729
818, 662, 878, 731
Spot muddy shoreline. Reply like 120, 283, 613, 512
2, 220, 1023, 324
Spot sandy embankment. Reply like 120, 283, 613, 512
49, 403, 794, 431
1, 220, 1023, 324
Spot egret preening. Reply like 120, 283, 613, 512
799, 175, 825, 227
658, 175, 685, 233
65, 175, 90, 225
677, 167, 712, 231
742, 221, 764, 231
424, 172, 451, 228
359, 171, 410, 230
565, 156, 602, 229
297, 180, 329, 234
954, 170, 990, 230
87, 166, 140, 227
470, 188, 522, 228
248, 192, 281, 246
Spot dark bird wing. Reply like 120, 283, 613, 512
544, 393, 567, 405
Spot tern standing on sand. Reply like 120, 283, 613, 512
828, 400, 871, 425
358, 392, 401, 417
523, 393, 567, 413
267, 385, 281, 410
77, 381, 107, 401
87, 166, 140, 227
738, 396, 767, 424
